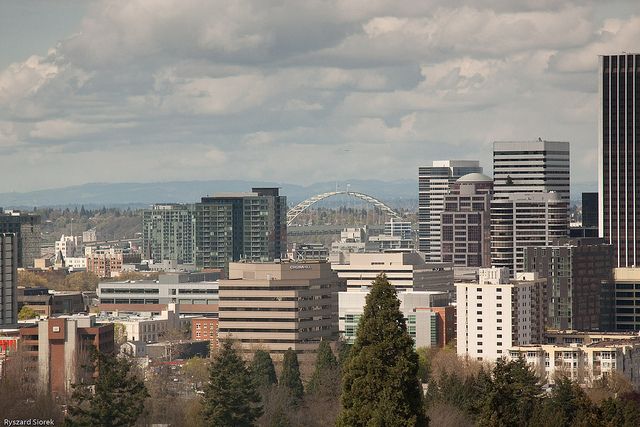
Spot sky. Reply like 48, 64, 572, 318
0, 0, 638, 193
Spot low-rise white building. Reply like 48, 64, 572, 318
508, 334, 640, 389
456, 267, 545, 362
339, 289, 449, 347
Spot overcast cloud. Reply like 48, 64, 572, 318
0, 0, 638, 193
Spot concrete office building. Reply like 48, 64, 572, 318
194, 188, 287, 270
525, 239, 615, 331
54, 235, 81, 258
328, 227, 378, 264
17, 315, 114, 395
456, 268, 545, 362
0, 210, 41, 268
508, 333, 640, 388
1, 234, 17, 326
611, 268, 640, 331
288, 243, 329, 261
441, 173, 493, 267
82, 228, 97, 243
96, 305, 180, 343
331, 252, 454, 294
339, 290, 449, 347
491, 192, 569, 275
98, 271, 220, 316
599, 54, 640, 268
418, 160, 483, 262
493, 140, 570, 202
218, 262, 342, 354
142, 204, 195, 265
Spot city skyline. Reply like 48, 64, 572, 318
1, 1, 638, 192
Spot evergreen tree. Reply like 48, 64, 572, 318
477, 358, 543, 427
308, 340, 339, 395
531, 376, 599, 427
337, 273, 427, 427
65, 349, 148, 427
202, 340, 262, 426
600, 391, 640, 427
251, 349, 277, 389
279, 348, 304, 403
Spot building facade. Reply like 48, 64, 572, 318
418, 160, 483, 262
191, 317, 218, 348
456, 268, 545, 362
194, 188, 287, 270
218, 262, 342, 354
97, 271, 220, 316
508, 333, 640, 389
599, 53, 640, 268
441, 172, 493, 267
331, 252, 453, 294
612, 268, 640, 331
493, 140, 570, 202
491, 192, 569, 275
18, 315, 114, 395
525, 238, 615, 331
0, 211, 41, 268
339, 290, 449, 347
1, 234, 17, 325
142, 204, 195, 265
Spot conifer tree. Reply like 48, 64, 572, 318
251, 349, 278, 389
279, 348, 304, 403
477, 358, 543, 426
65, 349, 148, 427
308, 340, 339, 395
202, 339, 262, 426
337, 273, 427, 426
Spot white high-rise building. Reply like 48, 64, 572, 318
456, 268, 545, 362
418, 160, 483, 262
493, 140, 570, 202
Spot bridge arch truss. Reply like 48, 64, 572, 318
286, 191, 403, 226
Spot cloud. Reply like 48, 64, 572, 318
0, 0, 636, 192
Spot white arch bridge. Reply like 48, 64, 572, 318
286, 191, 403, 226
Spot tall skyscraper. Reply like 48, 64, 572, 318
599, 53, 640, 267
194, 188, 286, 270
1, 233, 17, 325
0, 210, 41, 268
142, 204, 196, 264
491, 192, 568, 275
493, 140, 570, 202
440, 173, 493, 267
418, 160, 483, 262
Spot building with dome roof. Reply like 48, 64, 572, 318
440, 173, 494, 267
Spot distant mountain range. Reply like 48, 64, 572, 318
0, 179, 597, 209
0, 179, 418, 209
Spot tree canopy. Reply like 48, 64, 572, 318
65, 349, 148, 427
201, 340, 262, 426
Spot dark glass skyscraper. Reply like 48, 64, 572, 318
599, 53, 640, 267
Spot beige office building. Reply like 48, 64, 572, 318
218, 261, 343, 354
331, 252, 454, 294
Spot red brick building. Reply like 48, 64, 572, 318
18, 315, 114, 395
191, 317, 218, 348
